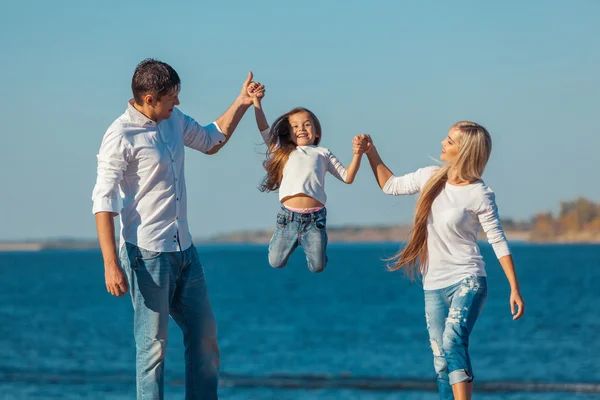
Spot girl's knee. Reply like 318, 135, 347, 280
268, 254, 287, 269
307, 259, 326, 273
309, 265, 325, 273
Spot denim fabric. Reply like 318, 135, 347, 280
424, 275, 487, 400
120, 242, 219, 400
268, 206, 328, 273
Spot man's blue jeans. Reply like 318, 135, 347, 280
424, 275, 487, 400
268, 206, 328, 273
120, 242, 219, 400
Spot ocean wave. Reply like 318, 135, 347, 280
0, 368, 598, 393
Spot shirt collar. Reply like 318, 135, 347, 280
127, 100, 156, 126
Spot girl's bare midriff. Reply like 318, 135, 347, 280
281, 193, 324, 209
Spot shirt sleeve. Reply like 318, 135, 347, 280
181, 110, 227, 153
260, 126, 280, 150
326, 150, 348, 183
91, 129, 130, 215
260, 127, 271, 143
477, 189, 511, 259
382, 166, 439, 195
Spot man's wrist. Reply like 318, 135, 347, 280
237, 95, 253, 108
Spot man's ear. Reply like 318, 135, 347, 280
143, 94, 154, 106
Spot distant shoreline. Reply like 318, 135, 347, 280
5, 197, 598, 252
1, 226, 599, 252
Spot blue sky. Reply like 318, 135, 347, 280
1, 0, 598, 241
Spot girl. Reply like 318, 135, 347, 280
249, 87, 363, 273
354, 122, 524, 400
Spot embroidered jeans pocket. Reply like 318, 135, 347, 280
313, 215, 327, 231
276, 213, 288, 228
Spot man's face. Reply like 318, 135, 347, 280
152, 91, 180, 121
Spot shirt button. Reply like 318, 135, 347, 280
176, 198, 179, 201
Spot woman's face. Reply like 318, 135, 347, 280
440, 128, 462, 162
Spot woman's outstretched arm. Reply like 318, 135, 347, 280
353, 134, 393, 189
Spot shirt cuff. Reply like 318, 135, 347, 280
492, 241, 511, 259
212, 121, 224, 134
259, 127, 271, 143
92, 198, 119, 215
382, 175, 397, 195
209, 121, 227, 145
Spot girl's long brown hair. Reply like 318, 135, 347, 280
390, 121, 492, 279
259, 107, 322, 192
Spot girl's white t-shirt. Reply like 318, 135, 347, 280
384, 166, 511, 290
260, 128, 348, 204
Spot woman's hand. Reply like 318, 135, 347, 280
352, 134, 373, 154
510, 289, 525, 320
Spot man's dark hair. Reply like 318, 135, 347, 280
131, 59, 181, 104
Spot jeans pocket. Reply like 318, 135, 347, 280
276, 213, 288, 228
313, 215, 327, 231
136, 247, 163, 261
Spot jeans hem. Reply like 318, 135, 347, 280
449, 369, 473, 385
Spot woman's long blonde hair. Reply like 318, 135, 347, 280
391, 121, 493, 279
259, 107, 322, 192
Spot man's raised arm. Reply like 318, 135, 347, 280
182, 72, 265, 155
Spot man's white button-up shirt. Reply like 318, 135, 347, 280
92, 101, 225, 252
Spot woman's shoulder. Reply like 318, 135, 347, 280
418, 165, 441, 176
471, 181, 495, 196
415, 165, 441, 185
468, 182, 500, 211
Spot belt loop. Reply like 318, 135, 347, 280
283, 206, 290, 222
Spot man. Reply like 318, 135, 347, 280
91, 59, 264, 399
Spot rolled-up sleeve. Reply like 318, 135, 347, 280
382, 166, 439, 195
260, 127, 281, 150
477, 190, 511, 258
181, 112, 226, 153
260, 127, 271, 144
326, 150, 348, 183
91, 129, 130, 215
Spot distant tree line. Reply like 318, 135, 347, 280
529, 198, 600, 240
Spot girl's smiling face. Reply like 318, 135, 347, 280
288, 112, 318, 146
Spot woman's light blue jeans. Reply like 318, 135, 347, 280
424, 275, 487, 400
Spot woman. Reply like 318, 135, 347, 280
353, 122, 524, 400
